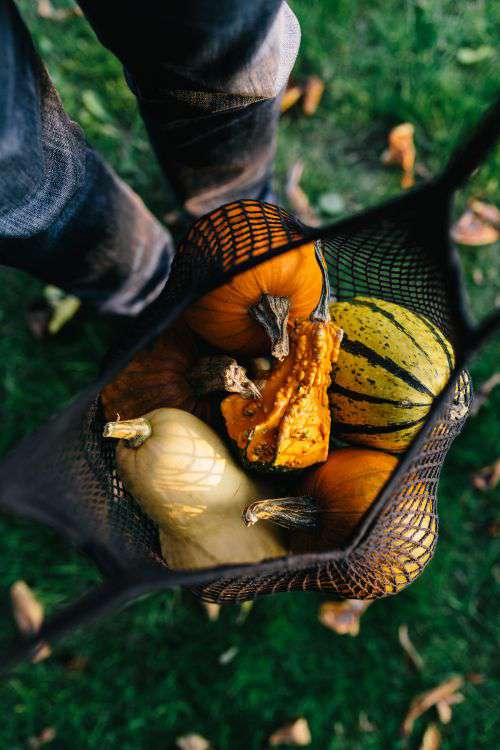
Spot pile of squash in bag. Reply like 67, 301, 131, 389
101, 235, 455, 572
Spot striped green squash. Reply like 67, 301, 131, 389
328, 297, 455, 452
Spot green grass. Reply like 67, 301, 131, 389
1, 1, 499, 748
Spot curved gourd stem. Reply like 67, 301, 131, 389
249, 294, 290, 360
311, 242, 332, 322
188, 355, 261, 399
244, 497, 320, 532
103, 418, 152, 448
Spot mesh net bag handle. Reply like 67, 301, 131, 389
0, 100, 498, 669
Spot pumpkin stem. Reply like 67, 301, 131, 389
188, 356, 261, 399
311, 242, 332, 322
249, 294, 290, 360
103, 417, 152, 448
243, 496, 320, 531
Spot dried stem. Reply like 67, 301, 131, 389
249, 294, 291, 360
311, 242, 332, 322
103, 417, 152, 448
188, 356, 261, 399
243, 496, 320, 531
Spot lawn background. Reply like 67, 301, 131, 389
0, 1, 499, 748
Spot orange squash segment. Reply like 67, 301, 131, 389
221, 320, 343, 471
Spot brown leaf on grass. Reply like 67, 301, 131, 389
319, 600, 371, 636
11, 581, 44, 634
64, 655, 89, 672
286, 162, 321, 226
202, 602, 221, 622
269, 718, 312, 746
488, 520, 500, 536
358, 711, 376, 732
281, 84, 303, 113
436, 692, 464, 724
176, 734, 211, 750
470, 200, 500, 228
10, 581, 51, 662
27, 727, 57, 749
419, 723, 441, 750
471, 458, 500, 491
398, 624, 425, 671
381, 123, 416, 189
236, 600, 254, 624
470, 373, 500, 416
467, 673, 486, 684
401, 676, 464, 736
302, 76, 325, 115
451, 209, 499, 246
37, 1, 82, 20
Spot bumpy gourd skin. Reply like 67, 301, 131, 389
329, 297, 455, 452
222, 320, 343, 472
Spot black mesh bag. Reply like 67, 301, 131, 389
0, 101, 498, 669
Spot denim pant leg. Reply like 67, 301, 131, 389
0, 1, 173, 315
78, 0, 301, 217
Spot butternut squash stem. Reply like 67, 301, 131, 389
244, 497, 320, 532
103, 418, 152, 448
188, 355, 261, 400
311, 242, 332, 322
249, 294, 290, 360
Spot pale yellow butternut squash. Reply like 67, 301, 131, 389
104, 408, 286, 569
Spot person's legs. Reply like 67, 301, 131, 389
0, 0, 173, 315
78, 0, 300, 217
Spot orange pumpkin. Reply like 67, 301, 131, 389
100, 320, 258, 424
244, 448, 398, 547
182, 202, 328, 359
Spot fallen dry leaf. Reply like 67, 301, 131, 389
63, 655, 88, 672
488, 520, 500, 537
451, 209, 499, 246
303, 76, 325, 115
470, 199, 500, 228
467, 673, 486, 684
44, 285, 81, 334
202, 602, 221, 622
269, 718, 311, 746
436, 692, 464, 724
435, 699, 451, 724
472, 267, 485, 285
381, 123, 416, 189
281, 84, 303, 113
471, 458, 500, 491
319, 599, 371, 636
401, 676, 464, 736
358, 711, 376, 732
419, 723, 441, 750
470, 373, 500, 416
27, 727, 56, 749
286, 162, 321, 226
176, 734, 211, 750
398, 624, 425, 671
236, 600, 254, 624
10, 581, 51, 662
11, 581, 44, 634
37, 1, 82, 20
218, 646, 238, 665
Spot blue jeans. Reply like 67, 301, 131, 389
0, 0, 300, 314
